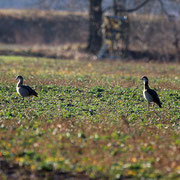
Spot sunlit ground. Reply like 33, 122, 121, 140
0, 56, 180, 179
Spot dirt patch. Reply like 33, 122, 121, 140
0, 159, 90, 180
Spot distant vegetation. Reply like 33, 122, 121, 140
0, 10, 88, 44
0, 0, 88, 10
0, 10, 179, 61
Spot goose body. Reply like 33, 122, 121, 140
16, 75, 38, 100
141, 76, 162, 109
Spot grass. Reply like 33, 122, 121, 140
0, 56, 180, 179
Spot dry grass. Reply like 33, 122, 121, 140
0, 9, 180, 61
0, 9, 88, 18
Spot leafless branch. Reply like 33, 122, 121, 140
158, 0, 179, 20
103, 0, 152, 13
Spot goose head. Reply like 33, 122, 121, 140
141, 76, 148, 84
16, 75, 24, 84
16, 75, 23, 81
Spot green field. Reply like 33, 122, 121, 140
0, 56, 180, 179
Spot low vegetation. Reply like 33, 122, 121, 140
0, 56, 179, 179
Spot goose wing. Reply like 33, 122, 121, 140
147, 88, 161, 107
22, 85, 38, 97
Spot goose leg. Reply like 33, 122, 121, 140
147, 103, 150, 110
151, 103, 155, 112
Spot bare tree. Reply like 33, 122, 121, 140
86, 0, 102, 53
35, 0, 152, 54
159, 0, 179, 20
159, 0, 180, 60
35, 0, 179, 56
86, 0, 152, 54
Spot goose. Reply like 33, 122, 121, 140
141, 76, 162, 109
16, 75, 38, 101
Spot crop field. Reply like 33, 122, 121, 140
0, 56, 180, 179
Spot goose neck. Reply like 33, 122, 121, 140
17, 79, 23, 87
144, 81, 149, 90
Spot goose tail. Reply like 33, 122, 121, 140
158, 102, 162, 108
34, 92, 38, 97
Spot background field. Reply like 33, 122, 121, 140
0, 56, 179, 179
0, 10, 180, 61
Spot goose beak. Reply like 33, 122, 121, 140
140, 77, 143, 80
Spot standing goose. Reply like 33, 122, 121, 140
141, 76, 162, 109
16, 75, 38, 101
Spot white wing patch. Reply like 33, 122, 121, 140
16, 87, 30, 97
143, 90, 154, 102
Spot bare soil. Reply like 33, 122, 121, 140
0, 159, 90, 180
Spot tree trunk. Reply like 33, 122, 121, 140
113, 0, 126, 16
86, 0, 102, 54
